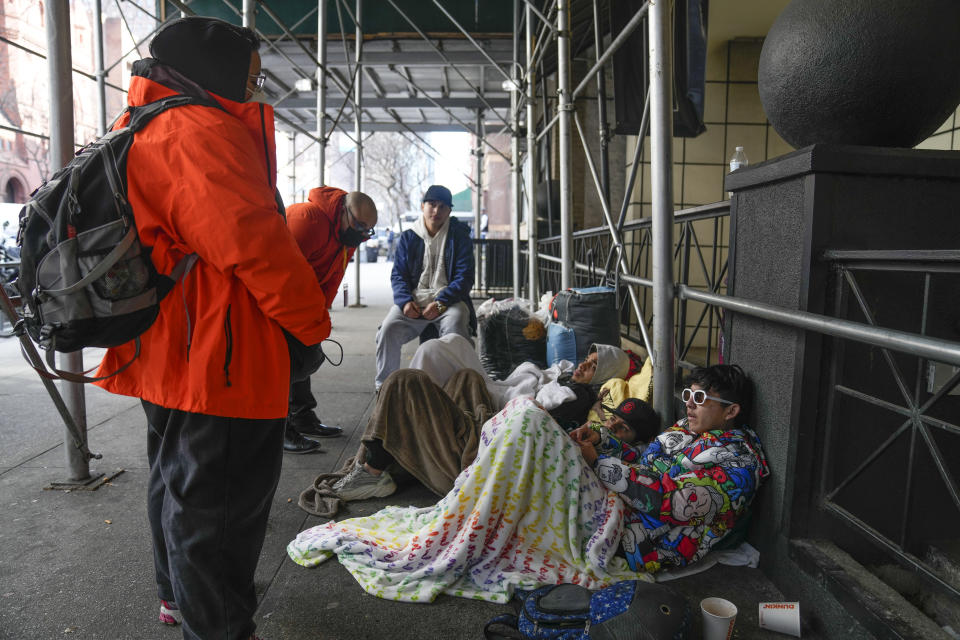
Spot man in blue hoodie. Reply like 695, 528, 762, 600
375, 185, 475, 389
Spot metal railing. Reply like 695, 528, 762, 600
533, 200, 730, 371
521, 208, 960, 601
817, 249, 960, 600
474, 238, 525, 299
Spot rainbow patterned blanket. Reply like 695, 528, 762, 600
287, 397, 650, 603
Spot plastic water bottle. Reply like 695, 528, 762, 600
728, 146, 748, 197
729, 146, 748, 172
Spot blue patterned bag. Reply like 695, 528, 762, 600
484, 580, 690, 640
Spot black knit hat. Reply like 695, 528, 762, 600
149, 17, 260, 102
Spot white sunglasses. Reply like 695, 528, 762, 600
680, 388, 734, 406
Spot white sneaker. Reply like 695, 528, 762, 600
332, 463, 396, 501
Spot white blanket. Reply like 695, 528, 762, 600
406, 334, 574, 410
287, 397, 651, 603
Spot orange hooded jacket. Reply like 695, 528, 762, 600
94, 62, 330, 419
286, 187, 356, 305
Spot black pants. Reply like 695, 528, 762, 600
288, 377, 317, 418
144, 400, 284, 640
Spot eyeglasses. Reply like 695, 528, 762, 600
680, 388, 734, 406
344, 204, 375, 239
248, 72, 266, 91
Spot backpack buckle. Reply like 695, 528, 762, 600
38, 324, 56, 350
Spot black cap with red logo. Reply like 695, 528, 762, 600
606, 398, 659, 443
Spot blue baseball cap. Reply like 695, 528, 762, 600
422, 185, 453, 208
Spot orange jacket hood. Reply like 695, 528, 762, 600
123, 58, 278, 192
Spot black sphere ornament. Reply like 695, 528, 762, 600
758, 0, 960, 149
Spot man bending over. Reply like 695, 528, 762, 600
282, 188, 377, 453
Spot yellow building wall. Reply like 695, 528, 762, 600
618, 14, 960, 360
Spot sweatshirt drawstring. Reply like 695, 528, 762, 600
223, 304, 233, 387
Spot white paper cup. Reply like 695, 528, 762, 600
758, 601, 801, 637
701, 597, 738, 640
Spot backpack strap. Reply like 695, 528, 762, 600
29, 336, 142, 384
169, 252, 199, 281
126, 94, 220, 133
2, 287, 101, 461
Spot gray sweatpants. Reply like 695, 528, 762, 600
375, 301, 470, 389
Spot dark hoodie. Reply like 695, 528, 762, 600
148, 16, 259, 102
551, 343, 630, 432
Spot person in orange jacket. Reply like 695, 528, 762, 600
283, 187, 378, 453
93, 17, 327, 640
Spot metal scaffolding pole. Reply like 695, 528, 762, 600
648, 0, 676, 424
527, 1, 559, 75
351, 0, 364, 307
46, 0, 91, 483
430, 0, 514, 86
317, 0, 328, 185
383, 0, 512, 133
573, 112, 654, 358
572, 1, 649, 101
474, 109, 484, 291
242, 0, 255, 28
540, 74, 554, 237
557, 0, 573, 289
0, 34, 126, 94
511, 0, 521, 298
525, 0, 538, 306
382, 66, 511, 163
519, 0, 557, 36
592, 0, 609, 201
93, 0, 107, 136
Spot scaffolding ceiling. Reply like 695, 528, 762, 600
167, 0, 608, 135
170, 0, 520, 134
263, 36, 516, 134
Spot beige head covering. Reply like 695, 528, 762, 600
589, 343, 630, 384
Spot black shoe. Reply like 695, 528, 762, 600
290, 412, 343, 438
283, 425, 322, 454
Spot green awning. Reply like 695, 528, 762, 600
451, 187, 473, 212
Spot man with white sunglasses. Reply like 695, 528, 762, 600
589, 364, 770, 573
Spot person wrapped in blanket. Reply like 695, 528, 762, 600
571, 364, 769, 573
324, 343, 629, 504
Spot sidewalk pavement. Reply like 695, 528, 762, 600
0, 258, 794, 639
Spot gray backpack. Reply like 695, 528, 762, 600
15, 95, 207, 382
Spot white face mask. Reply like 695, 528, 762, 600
246, 89, 269, 104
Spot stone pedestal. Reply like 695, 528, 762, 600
723, 144, 960, 634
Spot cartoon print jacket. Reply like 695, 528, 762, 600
592, 417, 770, 573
